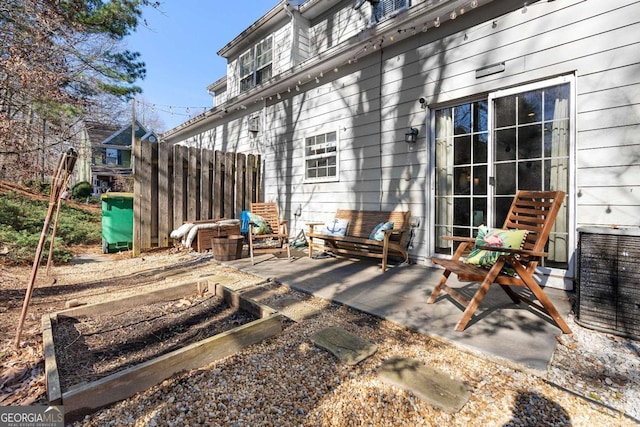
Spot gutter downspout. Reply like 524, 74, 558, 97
377, 43, 384, 211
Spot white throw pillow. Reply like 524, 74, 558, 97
321, 218, 349, 237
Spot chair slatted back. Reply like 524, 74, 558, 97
250, 202, 283, 234
502, 190, 565, 268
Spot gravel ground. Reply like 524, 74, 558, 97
547, 313, 640, 422
71, 277, 638, 427
2, 249, 638, 426
70, 253, 639, 426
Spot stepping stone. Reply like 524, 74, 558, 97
267, 296, 322, 322
310, 327, 378, 365
377, 357, 472, 413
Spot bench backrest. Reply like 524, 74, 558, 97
334, 209, 411, 243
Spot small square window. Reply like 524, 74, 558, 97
304, 131, 339, 182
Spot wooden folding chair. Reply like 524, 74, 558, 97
427, 190, 571, 334
248, 202, 291, 265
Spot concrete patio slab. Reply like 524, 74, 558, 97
225, 249, 572, 373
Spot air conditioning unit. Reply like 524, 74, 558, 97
248, 117, 259, 133
577, 226, 640, 339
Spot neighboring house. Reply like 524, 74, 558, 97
161, 0, 640, 290
78, 120, 158, 194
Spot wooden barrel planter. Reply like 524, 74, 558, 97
211, 235, 244, 261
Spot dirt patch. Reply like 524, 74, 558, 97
53, 293, 258, 392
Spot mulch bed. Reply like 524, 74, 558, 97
53, 294, 258, 391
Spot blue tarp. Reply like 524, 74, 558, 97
241, 210, 250, 234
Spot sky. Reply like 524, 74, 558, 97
125, 1, 279, 132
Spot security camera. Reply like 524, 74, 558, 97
419, 98, 426, 104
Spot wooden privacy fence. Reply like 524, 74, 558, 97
133, 141, 261, 252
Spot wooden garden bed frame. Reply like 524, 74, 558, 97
42, 279, 282, 421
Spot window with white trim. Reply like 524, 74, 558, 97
355, 0, 408, 25
239, 36, 273, 93
304, 131, 339, 182
379, 0, 408, 18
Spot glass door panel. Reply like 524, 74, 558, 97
490, 83, 570, 267
434, 101, 488, 254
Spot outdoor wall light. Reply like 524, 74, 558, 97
405, 127, 419, 143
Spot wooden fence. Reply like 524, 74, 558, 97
133, 141, 261, 252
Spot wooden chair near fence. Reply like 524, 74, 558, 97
427, 190, 571, 334
248, 202, 291, 265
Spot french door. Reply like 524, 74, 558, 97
433, 76, 572, 269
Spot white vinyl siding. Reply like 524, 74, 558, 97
169, 0, 640, 288
292, 14, 310, 64
213, 86, 227, 107
310, 5, 366, 55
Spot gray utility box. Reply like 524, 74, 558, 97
577, 227, 640, 339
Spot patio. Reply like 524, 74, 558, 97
224, 248, 573, 373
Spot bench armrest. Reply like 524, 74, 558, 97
306, 222, 325, 234
382, 228, 401, 240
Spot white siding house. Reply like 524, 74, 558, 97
161, 0, 640, 290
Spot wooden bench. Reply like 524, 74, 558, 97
306, 209, 411, 272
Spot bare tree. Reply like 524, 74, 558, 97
134, 96, 166, 133
0, 0, 159, 182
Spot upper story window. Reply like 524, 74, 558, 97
105, 148, 121, 165
379, 0, 408, 19
305, 131, 339, 182
355, 0, 408, 25
239, 36, 273, 93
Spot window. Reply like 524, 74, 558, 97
239, 51, 254, 93
305, 131, 338, 182
380, 0, 408, 18
105, 148, 120, 165
239, 36, 273, 93
358, 0, 408, 25
433, 77, 572, 269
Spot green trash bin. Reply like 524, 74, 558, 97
101, 192, 134, 254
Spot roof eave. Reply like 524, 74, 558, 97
217, 1, 289, 58
207, 76, 227, 92
164, 0, 499, 141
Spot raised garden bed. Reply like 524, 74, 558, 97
42, 279, 282, 421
